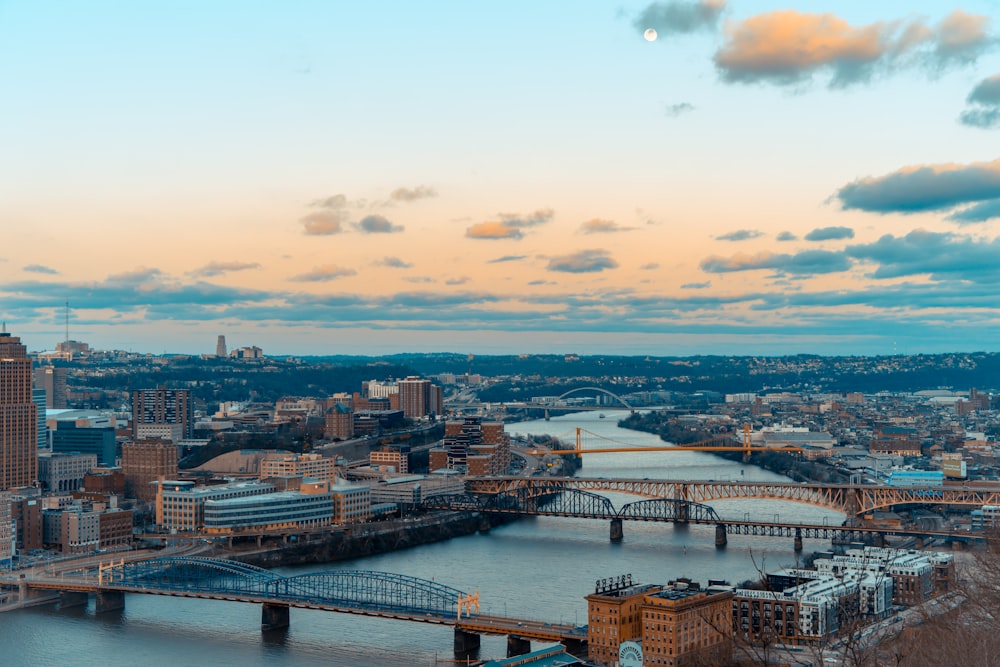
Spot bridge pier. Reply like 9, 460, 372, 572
454, 628, 481, 660
610, 518, 623, 542
507, 635, 531, 657
793, 528, 803, 553
261, 603, 290, 631
58, 591, 89, 610
675, 501, 690, 524
96, 590, 125, 614
479, 514, 492, 533
715, 524, 728, 549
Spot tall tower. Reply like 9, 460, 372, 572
216, 335, 227, 358
0, 331, 38, 490
132, 388, 194, 440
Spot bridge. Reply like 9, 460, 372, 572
449, 476, 996, 547
4, 556, 585, 660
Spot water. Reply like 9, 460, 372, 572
1, 412, 843, 666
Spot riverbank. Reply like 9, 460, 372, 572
227, 511, 484, 568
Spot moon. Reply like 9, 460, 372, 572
643, 28, 657, 42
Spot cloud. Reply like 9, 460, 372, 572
403, 276, 435, 284
633, 1, 725, 37
289, 265, 357, 282
488, 255, 527, 263
776, 231, 798, 242
665, 102, 695, 117
355, 214, 403, 234
498, 209, 554, 228
640, 263, 660, 270
376, 256, 413, 269
389, 185, 437, 202
715, 9, 994, 87
546, 249, 619, 273
23, 264, 58, 275
845, 229, 1000, 282
700, 249, 851, 275
947, 199, 1000, 224
804, 226, 854, 241
107, 267, 165, 284
959, 73, 1000, 128
835, 157, 1000, 215
191, 261, 261, 277
579, 218, 635, 234
466, 222, 524, 240
681, 281, 711, 289
445, 277, 470, 285
301, 210, 347, 236
717, 229, 763, 241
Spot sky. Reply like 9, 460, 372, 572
3, 0, 1000, 357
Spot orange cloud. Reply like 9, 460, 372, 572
465, 222, 524, 240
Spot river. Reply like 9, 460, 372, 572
2, 411, 843, 667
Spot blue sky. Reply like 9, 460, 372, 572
2, 1, 1000, 356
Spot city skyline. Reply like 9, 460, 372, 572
3, 1, 1000, 357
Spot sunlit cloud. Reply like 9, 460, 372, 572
546, 249, 619, 273
804, 226, 854, 241
640, 263, 660, 270
404, 276, 436, 284
107, 267, 166, 284
715, 9, 994, 87
681, 281, 711, 289
488, 255, 528, 263
301, 210, 347, 236
466, 222, 524, 240
445, 277, 470, 285
190, 261, 262, 277
776, 231, 798, 241
289, 265, 357, 282
846, 229, 1000, 282
835, 157, 1000, 215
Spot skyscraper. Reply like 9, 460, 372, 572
0, 331, 38, 490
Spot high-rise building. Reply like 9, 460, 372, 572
397, 376, 442, 419
0, 331, 38, 490
121, 438, 178, 503
33, 366, 68, 409
132, 388, 193, 440
215, 335, 227, 358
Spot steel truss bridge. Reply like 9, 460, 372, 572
9, 557, 584, 656
465, 476, 1000, 516
440, 476, 998, 544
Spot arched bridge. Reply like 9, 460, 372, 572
464, 476, 1000, 517
555, 387, 633, 411
421, 487, 722, 524
95, 557, 467, 617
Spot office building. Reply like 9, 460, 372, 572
122, 438, 178, 503
203, 479, 335, 533
260, 452, 338, 482
0, 492, 12, 565
0, 331, 37, 490
50, 421, 117, 466
132, 388, 193, 440
38, 451, 98, 492
33, 366, 68, 409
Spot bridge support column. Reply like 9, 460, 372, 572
676, 502, 689, 524
715, 524, 728, 549
479, 514, 492, 533
793, 528, 803, 553
58, 591, 88, 610
610, 518, 623, 542
507, 635, 531, 657
96, 590, 125, 614
454, 628, 481, 660
261, 603, 290, 631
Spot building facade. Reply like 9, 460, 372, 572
122, 438, 178, 503
0, 332, 37, 490
132, 388, 193, 440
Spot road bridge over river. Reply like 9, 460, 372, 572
2, 556, 585, 660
